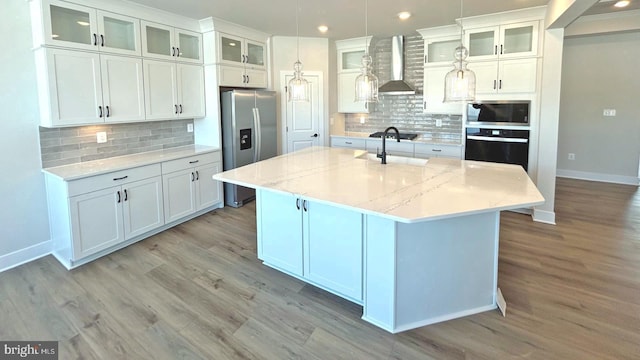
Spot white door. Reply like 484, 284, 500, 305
101, 55, 145, 122
498, 58, 537, 94
338, 72, 368, 113
162, 169, 196, 223
281, 71, 324, 153
423, 66, 463, 115
194, 162, 222, 210
143, 59, 177, 120
468, 61, 499, 95
122, 176, 164, 239
177, 63, 205, 119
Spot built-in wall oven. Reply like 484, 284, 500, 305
464, 101, 530, 171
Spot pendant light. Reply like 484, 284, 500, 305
288, 0, 310, 102
443, 0, 476, 102
354, 0, 379, 103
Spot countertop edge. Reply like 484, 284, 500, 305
330, 134, 463, 147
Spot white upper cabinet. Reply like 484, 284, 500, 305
335, 37, 371, 114
143, 60, 205, 120
35, 0, 141, 56
142, 21, 203, 64
465, 21, 539, 61
217, 33, 266, 69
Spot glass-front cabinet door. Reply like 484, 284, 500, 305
245, 40, 265, 68
425, 36, 460, 65
97, 11, 140, 56
43, 0, 98, 51
466, 27, 498, 60
219, 34, 244, 65
466, 21, 538, 60
176, 29, 203, 64
142, 21, 175, 60
340, 50, 365, 72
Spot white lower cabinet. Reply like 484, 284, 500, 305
257, 190, 363, 302
162, 152, 222, 223
330, 136, 366, 150
414, 143, 462, 159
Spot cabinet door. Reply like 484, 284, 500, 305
498, 58, 537, 94
466, 26, 499, 61
177, 64, 205, 118
162, 169, 197, 223
46, 48, 103, 126
500, 21, 538, 58
144, 60, 177, 120
245, 40, 266, 69
304, 200, 363, 301
176, 29, 203, 64
423, 66, 463, 114
70, 186, 124, 259
142, 21, 176, 61
245, 68, 268, 88
218, 33, 244, 65
218, 65, 245, 87
425, 37, 460, 65
467, 61, 499, 95
122, 176, 164, 239
97, 11, 141, 56
338, 72, 368, 113
257, 190, 303, 277
194, 162, 222, 210
101, 55, 145, 122
42, 0, 98, 51
339, 49, 365, 71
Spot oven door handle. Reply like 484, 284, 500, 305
467, 135, 528, 143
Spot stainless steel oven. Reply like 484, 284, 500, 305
466, 101, 530, 126
465, 128, 529, 171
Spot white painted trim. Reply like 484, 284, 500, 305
533, 208, 556, 225
0, 241, 52, 273
557, 169, 640, 186
391, 304, 498, 333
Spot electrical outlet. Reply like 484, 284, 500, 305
187, 123, 194, 133
568, 153, 575, 160
435, 119, 443, 127
603, 109, 616, 117
96, 131, 107, 144
360, 116, 366, 124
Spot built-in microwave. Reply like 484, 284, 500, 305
466, 101, 530, 126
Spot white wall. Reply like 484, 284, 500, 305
557, 31, 640, 185
0, 0, 52, 270
271, 36, 329, 151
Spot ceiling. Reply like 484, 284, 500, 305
125, 0, 639, 39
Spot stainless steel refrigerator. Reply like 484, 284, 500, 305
221, 89, 277, 207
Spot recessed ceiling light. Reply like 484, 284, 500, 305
318, 25, 329, 33
76, 21, 90, 26
398, 11, 411, 20
614, 0, 630, 7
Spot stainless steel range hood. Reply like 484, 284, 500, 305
378, 35, 415, 95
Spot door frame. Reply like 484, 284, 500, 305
279, 70, 325, 154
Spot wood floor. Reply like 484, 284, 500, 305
1, 177, 639, 359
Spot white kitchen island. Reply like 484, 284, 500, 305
213, 146, 544, 333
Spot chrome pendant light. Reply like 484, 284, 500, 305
443, 0, 476, 102
354, 0, 378, 103
288, 0, 310, 102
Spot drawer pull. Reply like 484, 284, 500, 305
432, 149, 442, 152
113, 176, 128, 181
345, 141, 353, 145
189, 160, 199, 164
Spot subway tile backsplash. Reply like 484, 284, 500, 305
345, 33, 462, 143
39, 119, 195, 168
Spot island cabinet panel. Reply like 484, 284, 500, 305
256, 189, 364, 302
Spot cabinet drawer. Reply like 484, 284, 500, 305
366, 139, 415, 155
68, 164, 161, 197
414, 143, 462, 159
331, 137, 366, 149
162, 151, 221, 174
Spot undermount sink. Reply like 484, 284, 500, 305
356, 152, 428, 166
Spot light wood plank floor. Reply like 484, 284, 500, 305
1, 177, 639, 359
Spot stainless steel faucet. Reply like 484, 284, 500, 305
377, 126, 400, 164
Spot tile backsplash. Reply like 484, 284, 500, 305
39, 119, 195, 168
344, 33, 462, 143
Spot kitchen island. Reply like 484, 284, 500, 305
213, 146, 544, 333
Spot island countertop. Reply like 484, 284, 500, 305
212, 146, 544, 223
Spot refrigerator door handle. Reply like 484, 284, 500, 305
252, 108, 259, 162
255, 107, 262, 161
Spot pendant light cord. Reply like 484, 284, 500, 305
364, 0, 368, 55
296, 0, 300, 62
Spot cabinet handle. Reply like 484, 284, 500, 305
116, 191, 121, 203
494, 45, 497, 55
500, 44, 503, 55
176, 47, 180, 57
172, 47, 176, 56
246, 75, 250, 83
242, 54, 247, 63
189, 160, 199, 164
303, 200, 308, 212
432, 149, 442, 152
98, 106, 103, 118
175, 105, 179, 114
195, 170, 199, 181
93, 33, 97, 46
105, 105, 110, 118
345, 141, 353, 145
100, 34, 104, 47
179, 104, 183, 114
424, 55, 427, 64
113, 176, 128, 181
191, 172, 195, 182
296, 198, 300, 210
493, 80, 497, 90
124, 189, 128, 201
499, 80, 502, 89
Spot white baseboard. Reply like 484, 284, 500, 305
533, 208, 556, 225
0, 241, 52, 273
557, 169, 640, 186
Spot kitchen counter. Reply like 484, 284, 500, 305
213, 146, 542, 223
330, 131, 463, 146
43, 145, 220, 180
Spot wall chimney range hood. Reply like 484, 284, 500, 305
378, 35, 415, 95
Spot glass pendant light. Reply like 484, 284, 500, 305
443, 0, 476, 102
354, 0, 378, 103
288, 0, 310, 102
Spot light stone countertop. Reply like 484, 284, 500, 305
330, 131, 462, 146
43, 145, 220, 181
213, 146, 544, 223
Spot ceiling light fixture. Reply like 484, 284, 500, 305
398, 11, 411, 20
288, 0, 310, 102
355, 0, 379, 103
317, 25, 328, 33
614, 0, 630, 7
443, 0, 476, 103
